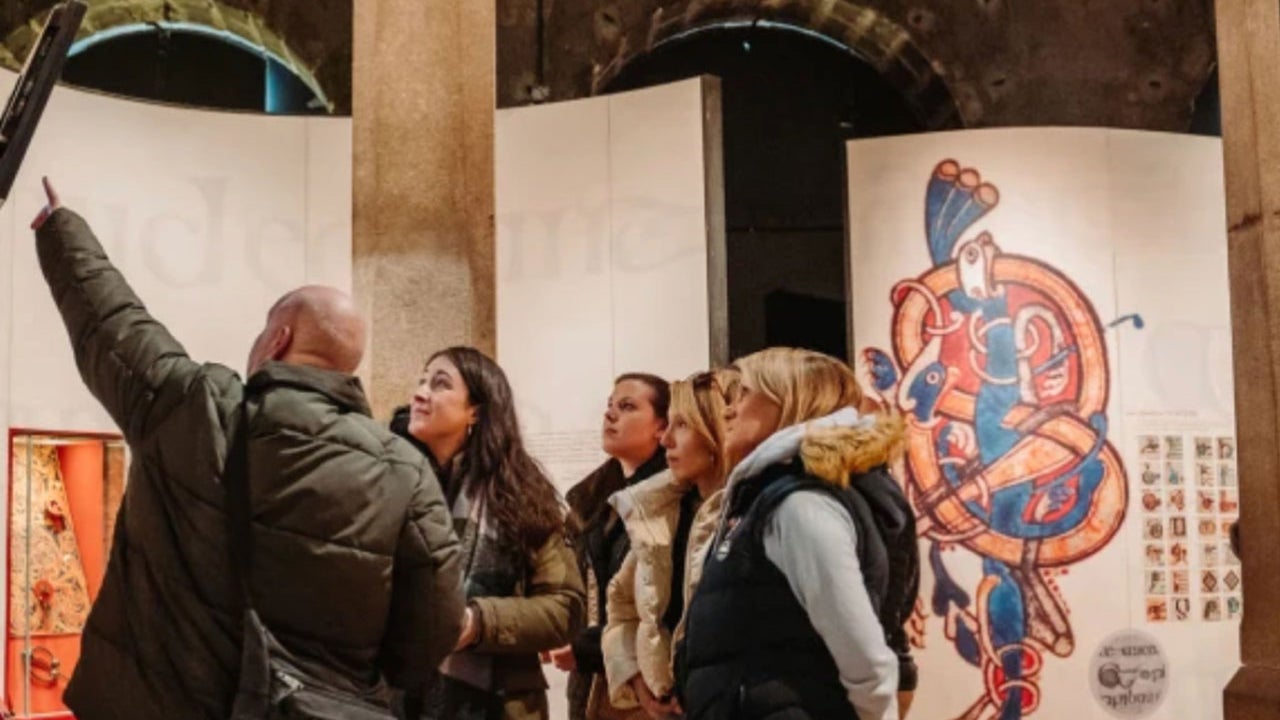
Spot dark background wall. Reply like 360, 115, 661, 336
0, 0, 351, 113
0, 0, 1221, 358
499, 0, 1218, 130
0, 1, 1217, 125
495, 0, 1219, 358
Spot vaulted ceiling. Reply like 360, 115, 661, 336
0, 0, 351, 113
0, 0, 1217, 130
500, 0, 1217, 131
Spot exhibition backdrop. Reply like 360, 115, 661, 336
496, 76, 725, 494
847, 128, 1236, 720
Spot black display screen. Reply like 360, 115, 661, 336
0, 2, 86, 209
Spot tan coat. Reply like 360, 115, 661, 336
456, 532, 585, 720
601, 471, 724, 708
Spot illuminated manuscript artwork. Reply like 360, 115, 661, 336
9, 443, 91, 636
861, 161, 1130, 720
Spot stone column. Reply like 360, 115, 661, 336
1217, 0, 1280, 717
352, 1, 496, 419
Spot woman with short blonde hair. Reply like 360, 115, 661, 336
677, 347, 917, 720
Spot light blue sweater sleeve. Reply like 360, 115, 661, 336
762, 491, 899, 720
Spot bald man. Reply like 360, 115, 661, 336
30, 180, 464, 720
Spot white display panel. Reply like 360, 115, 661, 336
846, 128, 1234, 720
496, 77, 723, 494
497, 77, 724, 719
0, 69, 352, 688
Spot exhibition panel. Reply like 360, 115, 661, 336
496, 76, 725, 493
847, 128, 1234, 720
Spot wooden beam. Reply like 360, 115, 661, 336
1216, 0, 1280, 714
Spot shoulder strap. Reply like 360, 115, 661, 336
224, 401, 254, 606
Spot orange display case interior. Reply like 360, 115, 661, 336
6, 433, 123, 720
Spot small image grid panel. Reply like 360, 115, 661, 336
1139, 433, 1241, 623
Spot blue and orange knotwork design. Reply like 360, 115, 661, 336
860, 160, 1131, 720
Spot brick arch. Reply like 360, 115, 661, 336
0, 0, 350, 113
588, 0, 960, 129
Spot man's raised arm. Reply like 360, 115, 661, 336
32, 179, 201, 442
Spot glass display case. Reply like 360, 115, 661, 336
6, 431, 125, 719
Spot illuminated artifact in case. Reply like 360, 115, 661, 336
6, 433, 125, 719
859, 161, 1131, 719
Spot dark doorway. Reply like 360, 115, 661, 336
764, 289, 848, 359
1190, 69, 1221, 137
64, 24, 327, 114
605, 22, 924, 361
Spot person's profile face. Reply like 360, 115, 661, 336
722, 377, 782, 467
602, 380, 664, 463
662, 412, 715, 485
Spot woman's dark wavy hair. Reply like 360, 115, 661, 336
425, 346, 564, 552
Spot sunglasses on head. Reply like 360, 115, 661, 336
688, 370, 717, 389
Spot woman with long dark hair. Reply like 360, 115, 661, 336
391, 346, 585, 720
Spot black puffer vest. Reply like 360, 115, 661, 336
679, 461, 873, 720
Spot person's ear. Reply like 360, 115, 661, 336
267, 325, 293, 361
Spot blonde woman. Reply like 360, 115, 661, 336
678, 348, 917, 720
601, 371, 735, 719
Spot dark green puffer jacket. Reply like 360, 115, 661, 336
34, 208, 465, 720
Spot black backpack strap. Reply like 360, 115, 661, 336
224, 400, 254, 606
849, 465, 920, 692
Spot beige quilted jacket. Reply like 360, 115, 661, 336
601, 471, 724, 708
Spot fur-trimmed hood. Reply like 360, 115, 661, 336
726, 407, 905, 491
